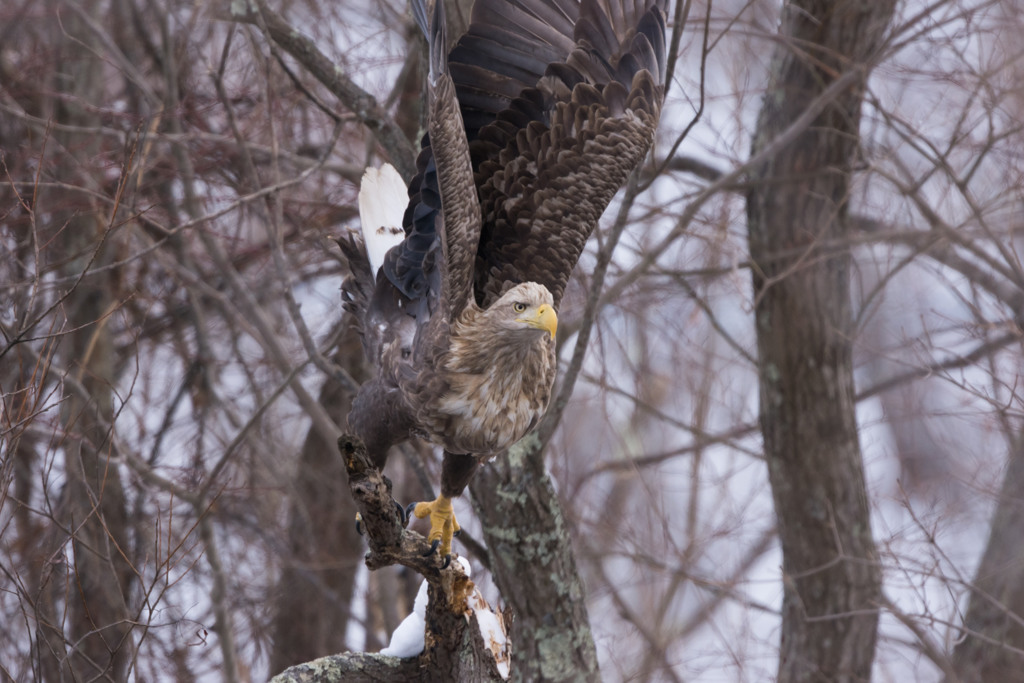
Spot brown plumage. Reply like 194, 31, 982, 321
424, 282, 556, 455
340, 0, 666, 561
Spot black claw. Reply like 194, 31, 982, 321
405, 502, 417, 525
394, 499, 407, 525
440, 554, 451, 570
355, 514, 364, 537
453, 529, 461, 538
422, 538, 440, 557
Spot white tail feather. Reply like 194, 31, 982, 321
358, 164, 407, 282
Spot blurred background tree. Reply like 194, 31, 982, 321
2, 0, 1024, 680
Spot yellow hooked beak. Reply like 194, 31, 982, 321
520, 304, 557, 339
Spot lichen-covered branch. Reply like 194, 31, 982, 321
271, 652, 423, 682
470, 436, 601, 682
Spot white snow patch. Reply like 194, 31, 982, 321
468, 589, 510, 679
380, 577, 428, 657
378, 558, 510, 678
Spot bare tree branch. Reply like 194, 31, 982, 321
227, 0, 418, 178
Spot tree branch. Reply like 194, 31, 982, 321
470, 436, 601, 682
227, 0, 417, 178
271, 652, 423, 682
291, 435, 505, 682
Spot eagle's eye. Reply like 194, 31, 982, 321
512, 302, 527, 313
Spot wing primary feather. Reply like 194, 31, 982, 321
451, 39, 553, 85
636, 6, 666, 78
577, 1, 620, 60
358, 164, 408, 282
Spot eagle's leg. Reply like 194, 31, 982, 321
410, 452, 480, 564
348, 380, 414, 532
348, 380, 412, 470
412, 495, 458, 557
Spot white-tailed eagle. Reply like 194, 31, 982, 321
340, 0, 666, 564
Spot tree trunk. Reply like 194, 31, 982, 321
46, 2, 136, 679
269, 327, 367, 671
950, 433, 1024, 682
746, 2, 896, 680
469, 438, 600, 682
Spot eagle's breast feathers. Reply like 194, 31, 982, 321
424, 282, 557, 454
430, 340, 554, 454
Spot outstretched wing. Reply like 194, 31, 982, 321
469, 0, 667, 307
383, 0, 666, 313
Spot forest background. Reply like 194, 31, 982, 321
3, 0, 1024, 681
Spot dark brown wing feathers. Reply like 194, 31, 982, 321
378, 0, 665, 315
470, 0, 667, 307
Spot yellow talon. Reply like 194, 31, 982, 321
412, 495, 459, 557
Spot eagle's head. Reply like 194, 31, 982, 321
489, 282, 557, 342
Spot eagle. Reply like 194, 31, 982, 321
340, 0, 666, 565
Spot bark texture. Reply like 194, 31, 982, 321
950, 434, 1024, 682
470, 436, 600, 682
746, 1, 896, 680
272, 652, 423, 682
